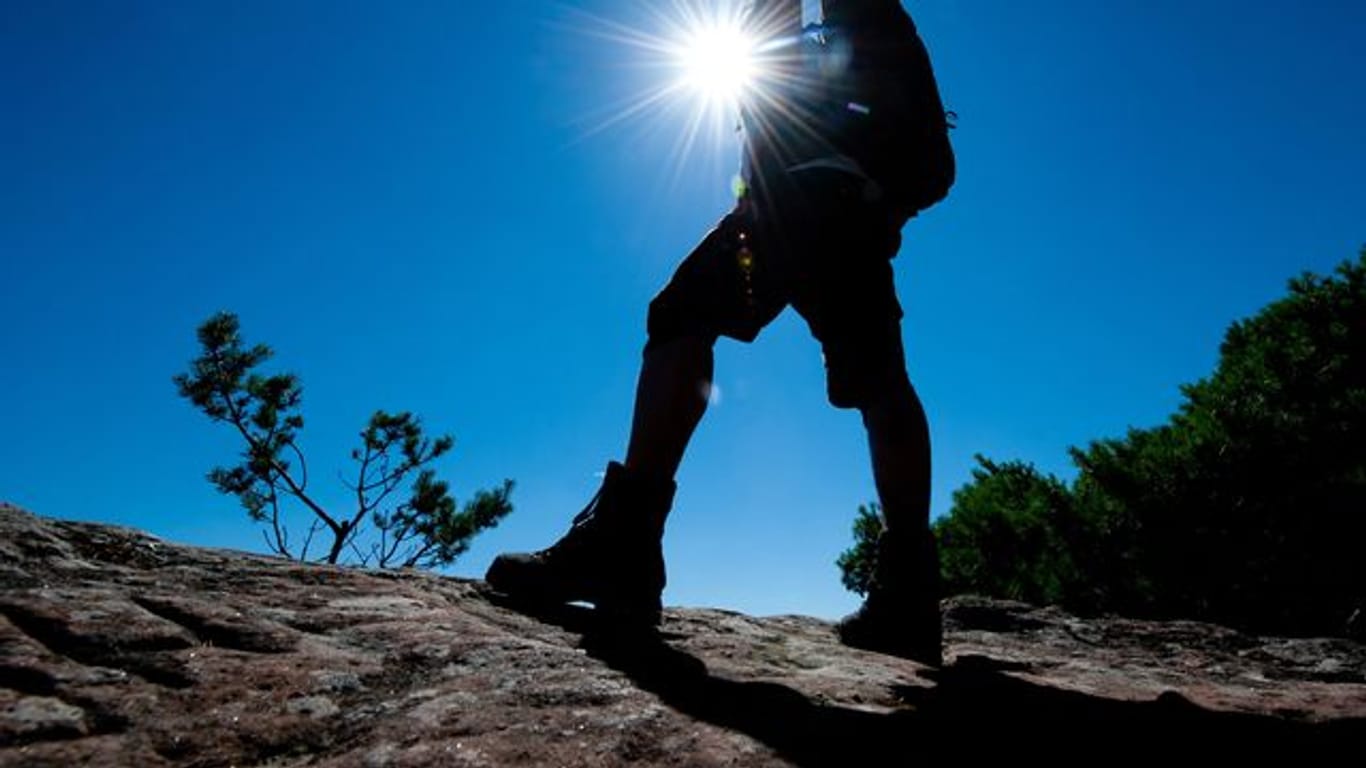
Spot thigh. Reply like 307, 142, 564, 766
797, 255, 907, 408
776, 174, 908, 408
646, 209, 789, 347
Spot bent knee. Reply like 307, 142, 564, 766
828, 359, 911, 410
645, 297, 721, 354
823, 327, 911, 410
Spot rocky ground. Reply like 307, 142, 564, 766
2, 503, 1363, 765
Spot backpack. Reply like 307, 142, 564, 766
801, 1, 956, 218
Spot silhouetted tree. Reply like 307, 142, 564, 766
1072, 249, 1366, 634
836, 503, 885, 596
932, 456, 1098, 609
839, 248, 1366, 637
174, 311, 513, 568
837, 458, 1106, 611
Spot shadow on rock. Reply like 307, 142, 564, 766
544, 613, 1363, 762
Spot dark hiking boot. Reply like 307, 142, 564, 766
485, 462, 674, 625
837, 528, 942, 667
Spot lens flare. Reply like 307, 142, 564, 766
564, 1, 808, 191
674, 21, 758, 102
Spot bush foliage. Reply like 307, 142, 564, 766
840, 249, 1366, 636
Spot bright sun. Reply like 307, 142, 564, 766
674, 22, 759, 102
569, 0, 797, 175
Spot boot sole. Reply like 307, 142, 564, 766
486, 555, 663, 628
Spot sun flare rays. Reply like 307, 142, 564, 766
564, 0, 815, 188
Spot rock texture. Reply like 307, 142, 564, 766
1, 503, 1363, 765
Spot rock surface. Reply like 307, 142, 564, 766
1, 503, 1363, 765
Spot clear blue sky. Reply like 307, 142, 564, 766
3, 1, 1363, 620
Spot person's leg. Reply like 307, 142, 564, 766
626, 201, 782, 483
783, 174, 941, 663
483, 342, 698, 622
860, 368, 931, 537
486, 209, 777, 623
838, 364, 942, 666
624, 334, 714, 485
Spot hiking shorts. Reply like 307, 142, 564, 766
647, 170, 909, 409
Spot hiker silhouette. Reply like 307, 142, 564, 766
487, 0, 954, 667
